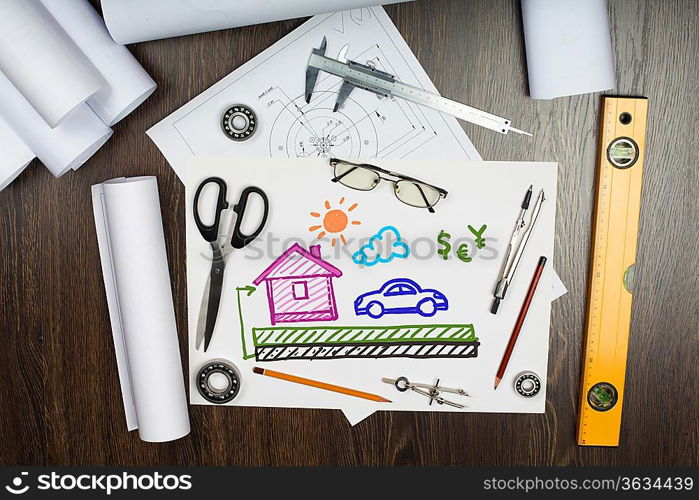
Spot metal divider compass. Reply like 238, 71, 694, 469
382, 377, 470, 409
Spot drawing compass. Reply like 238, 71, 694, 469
382, 377, 470, 409
306, 37, 531, 136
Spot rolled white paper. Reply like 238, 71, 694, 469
0, 115, 34, 191
0, 0, 105, 128
40, 0, 157, 126
101, 0, 412, 44
521, 0, 616, 99
0, 71, 112, 178
92, 176, 190, 443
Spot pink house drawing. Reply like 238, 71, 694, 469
253, 243, 342, 325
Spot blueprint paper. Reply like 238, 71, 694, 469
147, 7, 481, 181
102, 0, 414, 44
521, 0, 615, 99
186, 158, 558, 418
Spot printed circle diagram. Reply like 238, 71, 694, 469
269, 91, 378, 159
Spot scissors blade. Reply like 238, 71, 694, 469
195, 275, 212, 350
196, 243, 226, 352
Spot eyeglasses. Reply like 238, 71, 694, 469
329, 158, 448, 213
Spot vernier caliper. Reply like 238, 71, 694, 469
305, 37, 531, 136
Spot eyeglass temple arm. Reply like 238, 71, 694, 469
414, 183, 436, 214
332, 158, 391, 175
330, 165, 358, 183
372, 166, 447, 197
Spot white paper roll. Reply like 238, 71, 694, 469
102, 0, 412, 44
40, 0, 157, 126
0, 0, 105, 128
0, 71, 112, 178
92, 176, 190, 443
0, 115, 34, 191
521, 0, 616, 99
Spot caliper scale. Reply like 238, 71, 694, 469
305, 37, 531, 136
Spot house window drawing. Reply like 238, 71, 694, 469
292, 281, 309, 300
253, 243, 343, 324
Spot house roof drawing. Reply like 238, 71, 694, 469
253, 243, 342, 284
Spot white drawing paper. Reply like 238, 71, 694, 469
147, 7, 481, 181
0, 0, 105, 128
41, 0, 157, 126
186, 158, 558, 419
521, 0, 616, 99
0, 115, 34, 191
92, 176, 190, 443
551, 270, 567, 301
0, 71, 113, 178
102, 0, 414, 44
345, 260, 565, 424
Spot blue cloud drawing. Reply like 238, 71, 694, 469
352, 225, 410, 267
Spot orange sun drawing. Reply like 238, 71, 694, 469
309, 197, 361, 246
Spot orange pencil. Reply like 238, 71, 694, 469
253, 367, 391, 403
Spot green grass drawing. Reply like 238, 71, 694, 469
235, 282, 480, 362
236, 285, 257, 359
250, 324, 479, 361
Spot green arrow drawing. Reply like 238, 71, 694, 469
236, 285, 256, 359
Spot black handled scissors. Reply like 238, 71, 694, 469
194, 177, 269, 351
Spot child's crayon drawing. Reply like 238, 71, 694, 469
352, 225, 409, 266
354, 278, 449, 318
309, 197, 361, 247
253, 243, 342, 325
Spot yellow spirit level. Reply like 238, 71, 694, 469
577, 96, 648, 447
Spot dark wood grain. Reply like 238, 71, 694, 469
1, 0, 697, 467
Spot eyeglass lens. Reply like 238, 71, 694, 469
393, 180, 441, 208
333, 162, 380, 191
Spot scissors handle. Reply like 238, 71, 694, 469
230, 186, 269, 248
193, 177, 229, 242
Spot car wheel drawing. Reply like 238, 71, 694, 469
354, 278, 448, 318
366, 301, 385, 319
417, 298, 437, 317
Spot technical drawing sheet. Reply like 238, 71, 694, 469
147, 6, 481, 180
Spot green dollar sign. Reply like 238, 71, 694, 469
457, 243, 472, 262
437, 230, 451, 260
467, 224, 488, 249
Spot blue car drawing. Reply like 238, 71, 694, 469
354, 278, 449, 318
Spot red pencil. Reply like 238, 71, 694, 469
494, 256, 547, 390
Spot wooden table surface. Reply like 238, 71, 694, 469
1, 0, 697, 467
